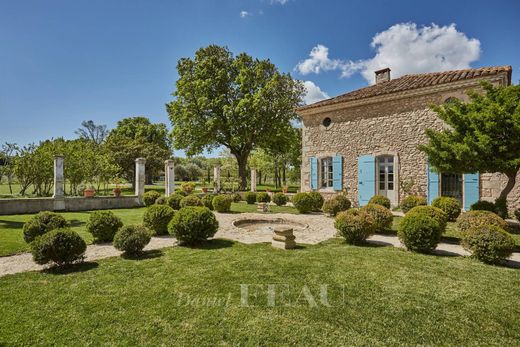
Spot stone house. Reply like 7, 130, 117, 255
297, 66, 519, 211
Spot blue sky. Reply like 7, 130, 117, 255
1, 0, 519, 156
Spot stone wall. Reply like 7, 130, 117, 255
0, 196, 142, 215
299, 75, 520, 211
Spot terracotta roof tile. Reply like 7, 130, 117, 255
299, 66, 512, 111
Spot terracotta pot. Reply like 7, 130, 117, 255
202, 187, 209, 193
282, 187, 289, 193
112, 188, 122, 197
84, 188, 96, 198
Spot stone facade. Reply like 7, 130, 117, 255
298, 70, 519, 211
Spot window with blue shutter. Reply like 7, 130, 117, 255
333, 155, 343, 191
310, 157, 318, 190
358, 155, 375, 206
463, 172, 480, 210
427, 163, 439, 205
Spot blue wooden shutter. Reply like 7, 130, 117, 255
463, 172, 480, 210
310, 157, 318, 190
358, 155, 375, 206
427, 163, 439, 205
333, 155, 343, 191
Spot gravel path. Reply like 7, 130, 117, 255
1, 212, 519, 277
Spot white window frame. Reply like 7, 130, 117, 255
320, 157, 334, 188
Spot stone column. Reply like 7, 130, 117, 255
213, 165, 221, 193
251, 167, 257, 192
165, 159, 175, 196
53, 155, 65, 198
135, 158, 146, 198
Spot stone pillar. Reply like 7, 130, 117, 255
53, 155, 65, 198
165, 159, 175, 196
272, 227, 296, 250
251, 168, 257, 192
213, 165, 221, 193
135, 158, 146, 198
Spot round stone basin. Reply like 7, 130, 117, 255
232, 218, 308, 233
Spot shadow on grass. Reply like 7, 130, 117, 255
121, 249, 164, 260
181, 239, 235, 250
69, 219, 85, 227
364, 240, 393, 248
42, 261, 99, 275
0, 219, 25, 228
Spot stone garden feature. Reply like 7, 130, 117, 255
135, 158, 146, 198
164, 159, 175, 196
250, 168, 257, 192
213, 165, 221, 192
272, 226, 296, 249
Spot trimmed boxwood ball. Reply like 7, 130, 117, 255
168, 206, 219, 244
291, 192, 314, 213
175, 189, 188, 197
86, 210, 123, 243
368, 195, 391, 209
461, 225, 515, 264
113, 225, 152, 255
143, 204, 175, 235
143, 191, 161, 206
398, 213, 441, 253
334, 195, 351, 211
407, 205, 448, 233
494, 198, 509, 219
256, 192, 271, 203
232, 193, 242, 202
400, 196, 427, 214
180, 194, 203, 208
456, 210, 508, 234
470, 200, 496, 213
245, 192, 257, 204
308, 191, 324, 211
360, 204, 393, 232
272, 192, 288, 206
166, 194, 184, 210
23, 211, 69, 243
335, 209, 376, 245
201, 194, 215, 210
155, 196, 167, 205
212, 195, 232, 212
432, 196, 461, 221
30, 228, 86, 265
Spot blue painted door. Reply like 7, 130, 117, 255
427, 163, 439, 205
463, 173, 480, 210
310, 157, 318, 190
333, 155, 343, 191
358, 155, 375, 206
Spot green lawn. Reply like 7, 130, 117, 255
0, 239, 518, 345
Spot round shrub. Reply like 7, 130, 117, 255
515, 208, 520, 222
181, 182, 196, 194
175, 189, 188, 197
308, 191, 324, 211
461, 225, 515, 264
494, 198, 509, 219
470, 200, 496, 213
30, 228, 86, 265
143, 204, 175, 235
323, 199, 341, 217
456, 210, 508, 234
168, 206, 219, 244
272, 192, 288, 206
212, 195, 232, 212
400, 196, 427, 214
232, 193, 242, 202
291, 192, 314, 214
398, 213, 441, 253
23, 211, 69, 243
143, 191, 161, 206
166, 194, 184, 210
85, 210, 123, 243
180, 194, 203, 208
245, 192, 257, 204
368, 195, 391, 209
360, 204, 393, 232
113, 225, 152, 255
407, 205, 448, 233
335, 195, 352, 211
256, 192, 271, 203
201, 194, 215, 210
155, 196, 167, 205
432, 196, 461, 221
335, 209, 376, 245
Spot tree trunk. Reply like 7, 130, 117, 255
282, 165, 286, 186
233, 152, 249, 191
274, 162, 279, 189
498, 171, 518, 200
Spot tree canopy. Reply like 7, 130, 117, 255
419, 82, 520, 200
167, 45, 305, 189
75, 120, 109, 144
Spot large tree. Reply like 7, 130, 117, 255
167, 45, 305, 189
419, 82, 520, 201
75, 120, 109, 144
105, 117, 171, 186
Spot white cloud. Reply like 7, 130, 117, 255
240, 10, 250, 18
303, 81, 329, 104
271, 0, 289, 4
295, 23, 481, 84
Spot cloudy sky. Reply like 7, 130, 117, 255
0, 0, 519, 151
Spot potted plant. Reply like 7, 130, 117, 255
282, 186, 289, 193
84, 185, 96, 198
112, 178, 122, 197
201, 180, 209, 193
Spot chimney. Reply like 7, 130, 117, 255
375, 68, 391, 84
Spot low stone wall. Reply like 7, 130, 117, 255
0, 196, 142, 215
